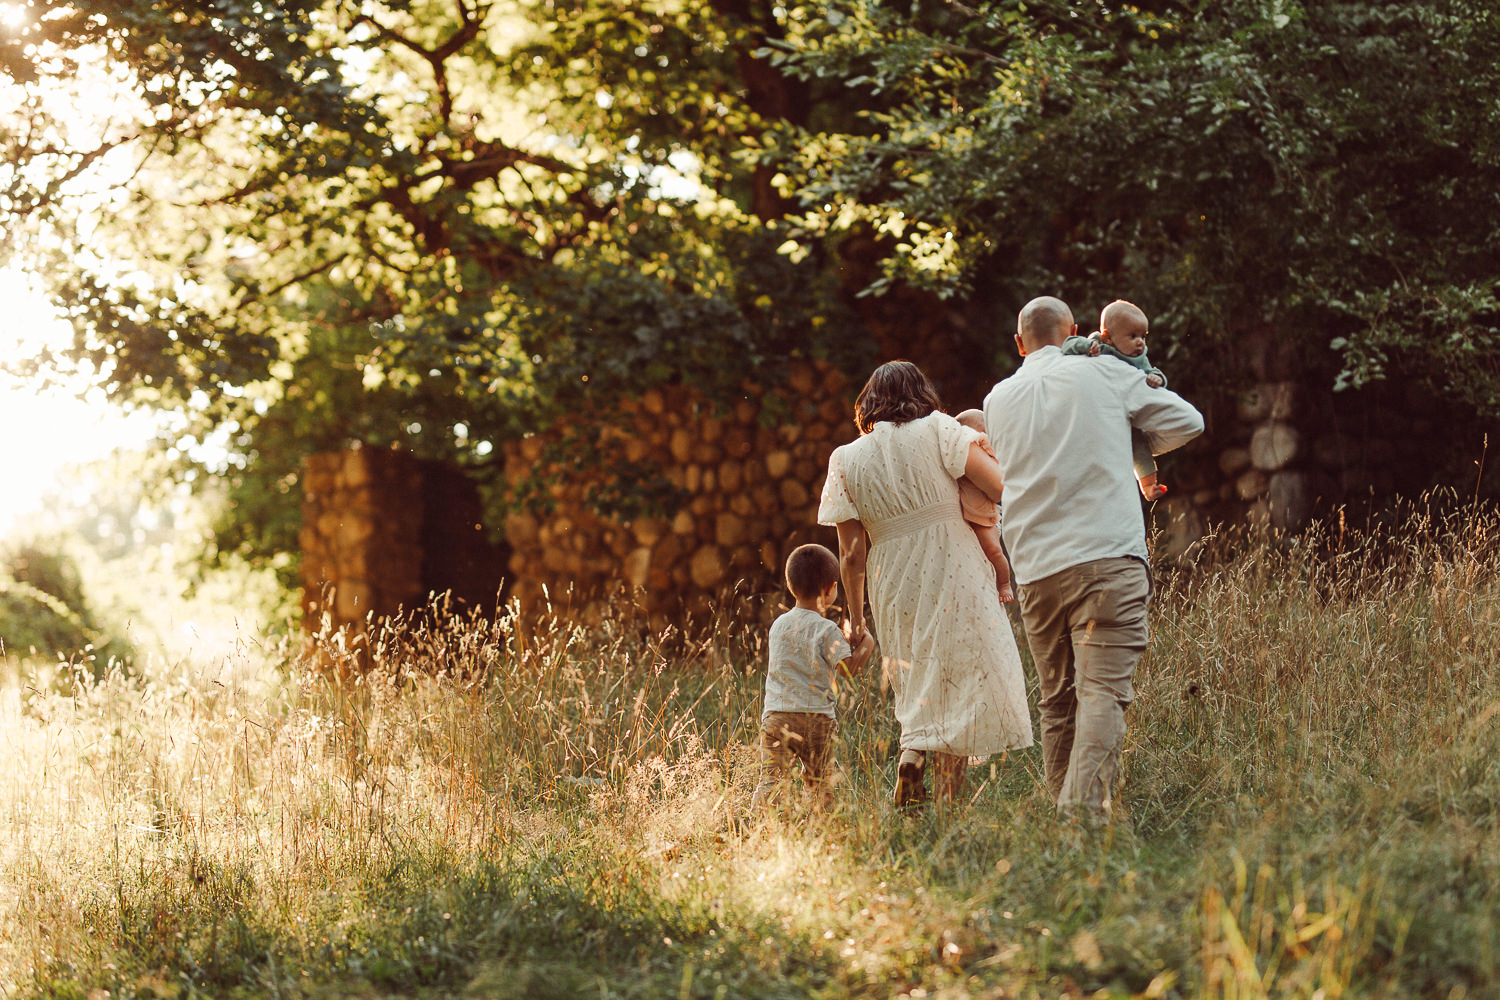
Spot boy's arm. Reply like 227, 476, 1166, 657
1134, 352, 1167, 387
840, 630, 876, 677
1104, 345, 1166, 386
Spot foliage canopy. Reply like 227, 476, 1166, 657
3, 0, 1500, 574
2, 0, 869, 571
764, 1, 1500, 403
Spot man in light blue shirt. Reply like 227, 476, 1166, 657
983, 295, 1204, 820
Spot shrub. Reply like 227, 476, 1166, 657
0, 541, 131, 668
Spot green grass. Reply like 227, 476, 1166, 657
3, 506, 1500, 998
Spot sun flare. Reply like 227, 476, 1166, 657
0, 270, 161, 537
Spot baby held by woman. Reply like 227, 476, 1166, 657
953, 409, 1014, 604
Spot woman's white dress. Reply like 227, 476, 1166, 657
818, 412, 1033, 756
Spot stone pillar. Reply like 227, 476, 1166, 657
300, 447, 425, 633
300, 448, 507, 642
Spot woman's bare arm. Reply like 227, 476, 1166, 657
835, 519, 869, 641
963, 440, 1005, 501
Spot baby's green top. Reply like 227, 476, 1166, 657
1061, 333, 1167, 387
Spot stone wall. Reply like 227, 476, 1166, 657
300, 350, 1486, 631
494, 361, 1369, 611
1150, 380, 1310, 561
499, 361, 853, 622
1147, 362, 1480, 564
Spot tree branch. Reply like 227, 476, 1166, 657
235, 254, 348, 308
435, 139, 577, 190
353, 2, 489, 126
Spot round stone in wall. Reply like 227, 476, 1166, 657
1236, 381, 1297, 423
1250, 422, 1300, 471
623, 547, 651, 590
1218, 447, 1252, 476
690, 545, 727, 589
669, 428, 693, 463
714, 512, 748, 547
1235, 468, 1269, 501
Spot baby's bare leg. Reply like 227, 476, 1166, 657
971, 523, 1015, 603
1132, 429, 1166, 500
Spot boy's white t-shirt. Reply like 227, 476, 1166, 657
762, 607, 851, 721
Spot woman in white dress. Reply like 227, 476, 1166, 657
818, 361, 1033, 806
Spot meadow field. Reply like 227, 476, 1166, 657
3, 507, 1498, 999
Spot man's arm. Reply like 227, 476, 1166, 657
1126, 377, 1204, 456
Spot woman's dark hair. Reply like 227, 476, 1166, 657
853, 360, 943, 435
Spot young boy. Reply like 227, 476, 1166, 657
751, 543, 876, 812
1061, 299, 1170, 500
953, 409, 1015, 603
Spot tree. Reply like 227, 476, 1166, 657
12, 0, 1497, 585
0, 0, 873, 581
764, 1, 1500, 409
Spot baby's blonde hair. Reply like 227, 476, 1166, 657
1100, 299, 1148, 335
954, 408, 985, 432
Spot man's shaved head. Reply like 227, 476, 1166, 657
1100, 299, 1147, 337
1017, 296, 1076, 353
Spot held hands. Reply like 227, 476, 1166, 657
841, 619, 875, 678
843, 618, 867, 646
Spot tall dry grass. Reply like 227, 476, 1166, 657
2, 502, 1498, 998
